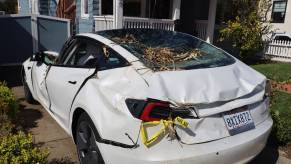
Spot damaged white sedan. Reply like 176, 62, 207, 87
22, 29, 272, 164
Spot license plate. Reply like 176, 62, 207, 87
223, 107, 255, 136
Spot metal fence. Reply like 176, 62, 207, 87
265, 40, 291, 60
0, 14, 70, 66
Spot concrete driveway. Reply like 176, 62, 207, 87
11, 86, 291, 164
12, 86, 79, 163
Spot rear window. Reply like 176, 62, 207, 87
97, 29, 235, 71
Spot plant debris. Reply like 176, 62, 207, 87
112, 34, 203, 71
112, 34, 138, 44
144, 47, 202, 71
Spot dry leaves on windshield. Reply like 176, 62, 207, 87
144, 47, 202, 71
112, 34, 138, 44
112, 34, 202, 71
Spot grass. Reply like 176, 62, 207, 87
251, 62, 291, 144
270, 91, 291, 144
271, 91, 291, 119
251, 63, 291, 82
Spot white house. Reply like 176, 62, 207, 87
267, 0, 291, 35
18, 0, 218, 43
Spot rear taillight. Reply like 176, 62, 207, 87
140, 102, 170, 121
125, 98, 196, 121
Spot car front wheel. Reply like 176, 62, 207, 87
76, 113, 104, 164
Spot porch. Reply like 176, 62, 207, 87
92, 0, 217, 43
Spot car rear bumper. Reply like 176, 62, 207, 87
98, 116, 272, 164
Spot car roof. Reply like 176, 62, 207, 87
274, 33, 291, 38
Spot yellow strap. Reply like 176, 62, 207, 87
140, 117, 188, 147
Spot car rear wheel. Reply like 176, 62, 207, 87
76, 113, 104, 164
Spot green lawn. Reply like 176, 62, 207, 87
252, 63, 291, 82
270, 91, 291, 144
251, 63, 291, 144
271, 91, 291, 117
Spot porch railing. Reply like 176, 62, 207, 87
194, 20, 208, 40
123, 17, 175, 31
94, 15, 114, 32
94, 16, 175, 32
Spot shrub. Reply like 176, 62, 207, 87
0, 132, 49, 163
219, 0, 273, 61
0, 81, 18, 117
0, 114, 13, 137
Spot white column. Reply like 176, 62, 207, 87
172, 0, 181, 20
113, 0, 123, 29
206, 0, 217, 43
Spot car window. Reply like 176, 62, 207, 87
99, 46, 129, 70
58, 38, 129, 69
98, 29, 235, 71
55, 38, 78, 65
274, 36, 291, 41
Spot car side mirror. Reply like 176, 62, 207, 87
43, 51, 59, 65
33, 52, 44, 63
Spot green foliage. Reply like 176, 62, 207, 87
270, 91, 291, 145
252, 63, 291, 83
0, 132, 49, 164
0, 0, 18, 14
0, 81, 18, 117
219, 0, 273, 61
0, 114, 13, 137
0, 82, 49, 163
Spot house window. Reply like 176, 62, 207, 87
271, 0, 288, 23
81, 0, 89, 18
124, 0, 141, 17
101, 0, 113, 15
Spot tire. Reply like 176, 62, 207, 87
22, 70, 37, 104
75, 113, 104, 164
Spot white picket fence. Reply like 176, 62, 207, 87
94, 16, 175, 32
265, 40, 291, 59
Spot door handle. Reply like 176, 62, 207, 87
68, 81, 77, 84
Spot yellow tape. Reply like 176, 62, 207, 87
140, 117, 188, 147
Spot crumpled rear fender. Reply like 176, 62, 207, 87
70, 81, 142, 145
69, 67, 147, 145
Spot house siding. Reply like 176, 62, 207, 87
19, 0, 30, 15
268, 0, 291, 35
76, 0, 100, 33
19, 0, 58, 16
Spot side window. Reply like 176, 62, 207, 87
56, 38, 77, 64
274, 36, 291, 41
99, 46, 129, 70
64, 41, 102, 67
55, 38, 129, 69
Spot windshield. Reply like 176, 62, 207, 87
97, 29, 235, 71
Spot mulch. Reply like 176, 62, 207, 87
271, 81, 291, 93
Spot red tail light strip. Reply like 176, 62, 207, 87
140, 102, 169, 122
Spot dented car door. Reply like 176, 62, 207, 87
31, 61, 50, 109
45, 38, 98, 126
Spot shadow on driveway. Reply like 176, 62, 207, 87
250, 136, 280, 164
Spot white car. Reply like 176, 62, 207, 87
22, 29, 272, 164
272, 33, 291, 41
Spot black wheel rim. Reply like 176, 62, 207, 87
76, 121, 101, 164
